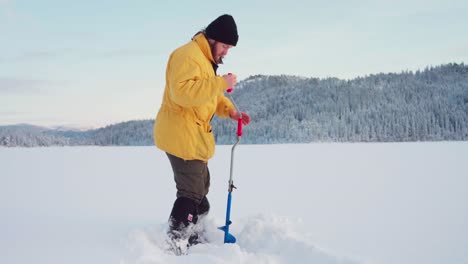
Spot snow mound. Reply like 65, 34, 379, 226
122, 214, 358, 264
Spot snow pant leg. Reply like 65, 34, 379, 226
166, 153, 210, 203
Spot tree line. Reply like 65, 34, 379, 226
1, 63, 467, 147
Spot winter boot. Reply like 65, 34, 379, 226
198, 196, 210, 216
167, 197, 200, 255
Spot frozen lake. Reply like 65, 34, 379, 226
1, 142, 467, 264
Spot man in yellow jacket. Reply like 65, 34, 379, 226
153, 14, 250, 252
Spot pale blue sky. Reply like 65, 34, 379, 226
1, 0, 467, 128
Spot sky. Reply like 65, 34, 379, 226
1, 142, 467, 263
1, 0, 468, 128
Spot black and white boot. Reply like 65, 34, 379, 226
166, 197, 200, 255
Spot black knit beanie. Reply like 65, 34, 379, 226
205, 14, 238, 46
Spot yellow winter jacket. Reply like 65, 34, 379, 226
153, 33, 235, 161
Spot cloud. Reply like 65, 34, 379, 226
459, 42, 468, 56
0, 110, 28, 117
87, 48, 160, 60
101, 49, 156, 57
0, 51, 59, 63
0, 49, 158, 63
0, 110, 32, 126
0, 77, 60, 94
0, 0, 16, 20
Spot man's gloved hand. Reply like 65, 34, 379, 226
230, 110, 250, 125
223, 73, 237, 90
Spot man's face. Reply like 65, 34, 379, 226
209, 40, 233, 64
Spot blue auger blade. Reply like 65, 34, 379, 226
225, 232, 236, 243
218, 224, 236, 243
218, 192, 236, 243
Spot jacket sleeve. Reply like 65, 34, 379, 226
168, 55, 228, 107
216, 94, 235, 118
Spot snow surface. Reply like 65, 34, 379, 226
1, 142, 467, 264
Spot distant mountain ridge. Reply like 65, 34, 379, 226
0, 120, 155, 147
1, 62, 467, 147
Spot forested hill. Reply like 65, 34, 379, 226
214, 63, 468, 143
1, 63, 467, 147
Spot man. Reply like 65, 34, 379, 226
153, 14, 251, 252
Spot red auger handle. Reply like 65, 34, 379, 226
227, 73, 233, 93
237, 118, 243, 137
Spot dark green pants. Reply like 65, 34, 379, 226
166, 153, 210, 203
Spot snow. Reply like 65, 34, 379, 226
1, 142, 467, 264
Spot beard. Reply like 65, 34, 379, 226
209, 41, 224, 64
